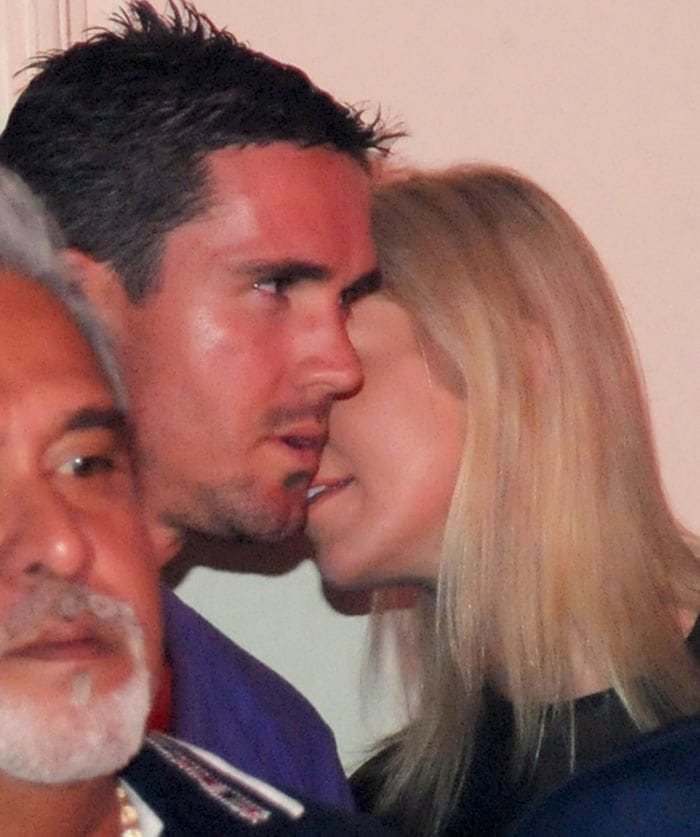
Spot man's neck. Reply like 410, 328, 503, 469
0, 773, 119, 837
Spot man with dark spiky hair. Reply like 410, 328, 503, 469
1, 0, 397, 807
0, 165, 396, 837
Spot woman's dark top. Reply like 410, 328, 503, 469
351, 619, 700, 835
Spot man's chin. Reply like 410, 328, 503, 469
165, 478, 309, 542
266, 496, 308, 541
0, 611, 152, 785
238, 506, 305, 543
0, 664, 151, 784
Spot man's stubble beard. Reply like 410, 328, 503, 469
140, 401, 325, 542
164, 474, 309, 542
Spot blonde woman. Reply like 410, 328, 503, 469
306, 165, 700, 835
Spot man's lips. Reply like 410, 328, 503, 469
307, 476, 355, 504
3, 619, 119, 662
280, 433, 326, 453
274, 427, 328, 476
8, 638, 113, 662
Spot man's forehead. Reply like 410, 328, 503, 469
202, 141, 368, 178
200, 142, 371, 215
154, 143, 376, 291
0, 273, 103, 393
0, 268, 62, 319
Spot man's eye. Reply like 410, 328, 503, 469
58, 455, 116, 477
253, 279, 281, 295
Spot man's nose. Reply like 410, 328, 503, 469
297, 315, 363, 398
0, 484, 92, 583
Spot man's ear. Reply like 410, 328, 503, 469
62, 248, 129, 337
148, 521, 184, 569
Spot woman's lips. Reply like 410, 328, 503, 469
307, 476, 355, 505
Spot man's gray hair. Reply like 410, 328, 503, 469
0, 166, 125, 406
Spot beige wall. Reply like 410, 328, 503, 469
2, 1, 700, 769
0, 1, 88, 106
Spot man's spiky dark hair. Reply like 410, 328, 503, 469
0, 1, 396, 300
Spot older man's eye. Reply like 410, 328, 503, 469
253, 278, 282, 295
59, 455, 116, 477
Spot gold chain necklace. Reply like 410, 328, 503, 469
116, 784, 142, 837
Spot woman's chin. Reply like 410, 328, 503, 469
312, 547, 384, 592
315, 558, 371, 592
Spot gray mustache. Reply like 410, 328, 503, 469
0, 577, 135, 651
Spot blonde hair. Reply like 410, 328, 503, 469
368, 165, 700, 835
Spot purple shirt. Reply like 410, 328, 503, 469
161, 586, 354, 810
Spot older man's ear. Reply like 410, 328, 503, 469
148, 521, 184, 568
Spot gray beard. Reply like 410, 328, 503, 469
0, 583, 151, 784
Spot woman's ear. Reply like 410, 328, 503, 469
61, 248, 129, 337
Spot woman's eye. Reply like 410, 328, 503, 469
59, 455, 116, 477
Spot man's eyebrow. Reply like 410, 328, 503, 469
62, 407, 128, 436
242, 260, 330, 287
340, 269, 382, 307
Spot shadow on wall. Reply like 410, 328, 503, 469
162, 530, 377, 615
